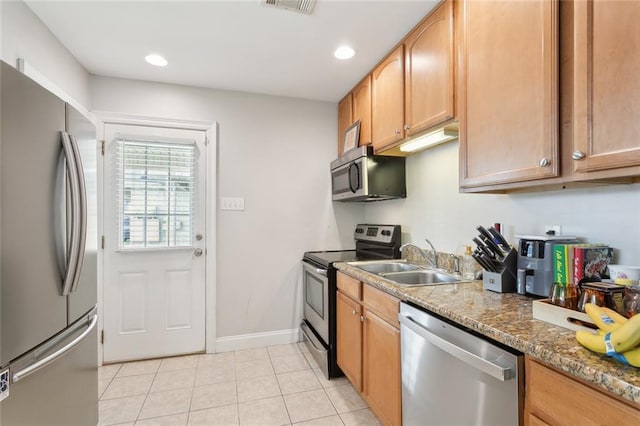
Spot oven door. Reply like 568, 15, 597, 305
331, 158, 366, 201
301, 261, 330, 344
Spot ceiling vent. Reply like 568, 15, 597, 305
263, 0, 317, 15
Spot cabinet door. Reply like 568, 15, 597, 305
372, 45, 405, 151
405, 0, 454, 136
363, 310, 401, 426
571, 0, 640, 174
338, 93, 353, 156
458, 0, 559, 188
352, 75, 372, 146
336, 291, 362, 391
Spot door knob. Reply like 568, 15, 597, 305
194, 248, 203, 257
539, 158, 550, 167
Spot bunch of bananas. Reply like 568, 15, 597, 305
575, 303, 640, 367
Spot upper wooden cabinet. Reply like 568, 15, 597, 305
404, 0, 455, 137
335, 0, 455, 154
353, 75, 372, 147
372, 45, 406, 151
570, 0, 640, 176
458, 0, 559, 189
337, 93, 353, 156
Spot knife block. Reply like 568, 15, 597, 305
483, 248, 518, 293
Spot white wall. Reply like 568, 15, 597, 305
1, 1, 91, 109
365, 141, 640, 264
90, 76, 364, 339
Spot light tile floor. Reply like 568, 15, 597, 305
98, 342, 381, 426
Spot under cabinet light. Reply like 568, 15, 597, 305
399, 129, 458, 153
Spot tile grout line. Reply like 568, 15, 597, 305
266, 347, 293, 425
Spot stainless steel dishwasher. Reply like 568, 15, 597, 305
399, 302, 523, 426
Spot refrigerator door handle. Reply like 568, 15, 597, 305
68, 134, 87, 293
60, 131, 81, 296
11, 310, 98, 383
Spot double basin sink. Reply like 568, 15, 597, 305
347, 260, 469, 286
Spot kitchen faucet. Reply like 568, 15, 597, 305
400, 238, 438, 269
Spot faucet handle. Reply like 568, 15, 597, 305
450, 254, 461, 275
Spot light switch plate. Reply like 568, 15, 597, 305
0, 368, 9, 402
221, 197, 245, 211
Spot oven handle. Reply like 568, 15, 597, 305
303, 261, 328, 277
314, 268, 327, 277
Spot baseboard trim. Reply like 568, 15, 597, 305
215, 328, 300, 353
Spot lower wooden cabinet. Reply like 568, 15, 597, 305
336, 272, 401, 426
524, 357, 640, 425
336, 291, 362, 391
363, 309, 401, 426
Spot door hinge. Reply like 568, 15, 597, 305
101, 330, 104, 344
101, 235, 105, 249
101, 140, 105, 156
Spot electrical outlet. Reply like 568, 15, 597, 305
220, 197, 245, 211
544, 225, 562, 236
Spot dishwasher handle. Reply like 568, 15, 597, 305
399, 312, 513, 381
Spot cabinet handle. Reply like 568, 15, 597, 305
403, 124, 410, 131
572, 151, 586, 161
360, 315, 365, 322
539, 158, 550, 167
352, 309, 358, 315
394, 129, 401, 135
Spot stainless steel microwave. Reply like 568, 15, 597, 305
330, 146, 406, 202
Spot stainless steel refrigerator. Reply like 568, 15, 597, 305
0, 61, 98, 425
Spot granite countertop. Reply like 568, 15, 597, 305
335, 262, 640, 407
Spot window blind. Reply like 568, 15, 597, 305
116, 139, 196, 249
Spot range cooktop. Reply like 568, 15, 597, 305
303, 250, 358, 268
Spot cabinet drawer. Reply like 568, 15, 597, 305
525, 357, 640, 425
337, 272, 362, 301
363, 284, 400, 327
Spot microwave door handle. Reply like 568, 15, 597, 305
348, 162, 360, 193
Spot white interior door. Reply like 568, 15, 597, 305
103, 122, 207, 363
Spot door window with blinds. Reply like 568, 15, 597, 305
116, 138, 196, 249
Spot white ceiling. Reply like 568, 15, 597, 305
25, 0, 439, 102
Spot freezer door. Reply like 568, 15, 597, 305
1, 62, 68, 363
1, 316, 98, 425
66, 104, 98, 323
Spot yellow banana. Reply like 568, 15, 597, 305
576, 313, 640, 354
576, 329, 607, 353
584, 303, 622, 332
600, 306, 628, 325
578, 331, 640, 366
620, 346, 640, 367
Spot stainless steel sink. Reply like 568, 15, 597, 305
381, 270, 464, 286
348, 260, 421, 274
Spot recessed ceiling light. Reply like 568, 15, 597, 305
334, 46, 355, 60
145, 54, 168, 67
